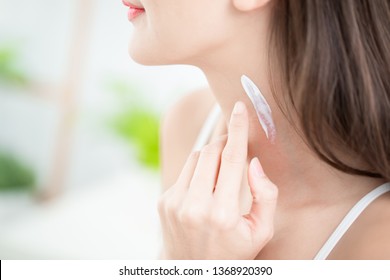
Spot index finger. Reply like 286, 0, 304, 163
214, 101, 249, 202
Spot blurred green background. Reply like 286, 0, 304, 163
0, 43, 35, 192
0, 0, 207, 260
107, 80, 160, 170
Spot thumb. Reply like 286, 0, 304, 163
246, 157, 278, 241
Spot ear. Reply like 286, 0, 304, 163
232, 0, 272, 12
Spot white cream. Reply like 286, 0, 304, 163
241, 75, 276, 142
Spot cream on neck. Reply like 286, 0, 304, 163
241, 75, 276, 142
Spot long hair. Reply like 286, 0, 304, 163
269, 0, 390, 179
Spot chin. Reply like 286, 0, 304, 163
128, 47, 162, 66
128, 38, 200, 66
128, 50, 205, 68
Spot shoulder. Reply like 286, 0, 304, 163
160, 87, 216, 191
330, 192, 390, 259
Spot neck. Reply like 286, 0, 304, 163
193, 25, 384, 210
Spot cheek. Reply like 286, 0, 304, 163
128, 2, 232, 65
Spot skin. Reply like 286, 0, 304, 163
126, 0, 390, 259
159, 102, 278, 259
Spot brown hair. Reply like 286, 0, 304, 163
268, 0, 390, 179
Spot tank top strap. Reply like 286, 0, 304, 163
192, 104, 221, 152
314, 182, 390, 260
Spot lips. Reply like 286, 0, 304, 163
122, 0, 145, 21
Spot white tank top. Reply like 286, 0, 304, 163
192, 104, 390, 260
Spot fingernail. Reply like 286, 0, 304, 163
233, 101, 245, 115
251, 157, 265, 178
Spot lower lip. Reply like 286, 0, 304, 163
128, 7, 145, 21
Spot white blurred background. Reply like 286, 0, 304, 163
0, 0, 208, 259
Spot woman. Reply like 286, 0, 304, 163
123, 0, 390, 259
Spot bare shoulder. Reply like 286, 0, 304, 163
330, 192, 390, 259
160, 87, 216, 191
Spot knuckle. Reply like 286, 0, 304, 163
263, 183, 279, 203
201, 141, 224, 156
209, 208, 235, 230
258, 225, 274, 243
158, 189, 180, 217
166, 200, 178, 216
157, 193, 168, 214
178, 205, 208, 226
190, 150, 201, 159
221, 147, 245, 164
260, 226, 274, 243
230, 115, 246, 129
169, 198, 184, 215
186, 151, 200, 164
270, 186, 279, 200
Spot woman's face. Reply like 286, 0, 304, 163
126, 0, 240, 66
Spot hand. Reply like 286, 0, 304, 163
158, 101, 278, 259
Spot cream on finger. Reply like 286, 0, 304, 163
241, 75, 276, 143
